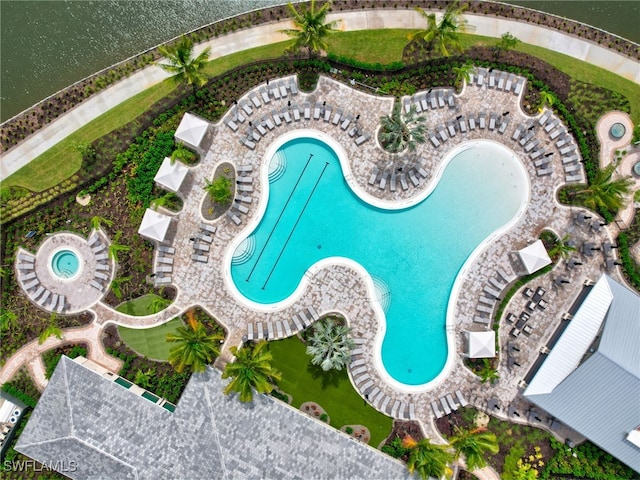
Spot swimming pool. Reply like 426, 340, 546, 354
51, 248, 81, 280
229, 132, 528, 387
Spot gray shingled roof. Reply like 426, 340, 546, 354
525, 275, 640, 473
17, 357, 412, 479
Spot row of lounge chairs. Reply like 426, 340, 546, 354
403, 88, 456, 114
512, 122, 555, 177
246, 305, 321, 341
88, 233, 111, 292
429, 111, 510, 149
227, 173, 255, 226
538, 110, 584, 183
431, 390, 468, 418
191, 223, 217, 263
367, 165, 428, 192
351, 357, 416, 420
18, 252, 68, 314
237, 98, 371, 149
153, 244, 175, 283
474, 268, 513, 326
226, 78, 299, 129
470, 68, 525, 96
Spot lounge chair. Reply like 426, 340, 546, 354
193, 243, 210, 252
446, 394, 458, 411
440, 397, 452, 415
200, 223, 217, 234
291, 314, 304, 331
431, 401, 444, 418
227, 211, 241, 225
355, 133, 370, 146
455, 390, 468, 407
157, 257, 173, 265
378, 172, 388, 190
399, 173, 408, 191
368, 167, 379, 186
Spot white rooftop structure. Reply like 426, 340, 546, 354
137, 209, 172, 243
524, 275, 640, 472
175, 112, 209, 149
154, 157, 189, 193
466, 330, 495, 358
518, 239, 552, 274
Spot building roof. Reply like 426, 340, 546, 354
517, 240, 552, 274
524, 275, 640, 472
137, 208, 172, 243
175, 112, 209, 149
154, 157, 189, 193
17, 357, 412, 480
466, 330, 495, 358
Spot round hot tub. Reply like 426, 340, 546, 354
610, 122, 626, 139
51, 248, 81, 280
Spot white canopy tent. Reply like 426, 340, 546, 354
175, 113, 209, 149
154, 157, 189, 192
518, 240, 552, 274
138, 209, 172, 243
466, 330, 496, 358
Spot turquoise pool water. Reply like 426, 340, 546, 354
231, 136, 526, 385
51, 249, 80, 279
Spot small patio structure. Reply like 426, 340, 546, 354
175, 112, 211, 152
517, 240, 552, 274
138, 209, 172, 243
465, 330, 496, 358
154, 157, 189, 193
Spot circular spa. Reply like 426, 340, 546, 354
610, 122, 626, 139
50, 248, 81, 280
230, 135, 528, 387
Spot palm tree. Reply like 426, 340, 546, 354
306, 318, 355, 371
166, 309, 223, 373
450, 427, 499, 471
90, 215, 113, 231
452, 61, 474, 92
157, 36, 211, 94
537, 90, 555, 113
108, 231, 130, 263
149, 295, 171, 313
548, 233, 577, 261
403, 435, 454, 480
0, 309, 18, 336
478, 358, 500, 384
410, 1, 468, 57
39, 314, 63, 345
203, 176, 232, 204
280, 0, 340, 55
379, 104, 427, 153
110, 275, 131, 300
222, 341, 282, 403
493, 32, 520, 58
576, 162, 633, 213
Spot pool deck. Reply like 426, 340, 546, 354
3, 73, 631, 447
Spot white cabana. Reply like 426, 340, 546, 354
518, 240, 552, 274
154, 157, 189, 192
138, 209, 172, 243
175, 113, 209, 149
466, 330, 496, 358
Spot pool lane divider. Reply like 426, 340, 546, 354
246, 153, 314, 283
261, 162, 330, 291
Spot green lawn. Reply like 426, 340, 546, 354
117, 317, 183, 361
326, 28, 417, 64
267, 337, 393, 447
115, 293, 167, 316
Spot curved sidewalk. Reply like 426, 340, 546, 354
1, 8, 638, 180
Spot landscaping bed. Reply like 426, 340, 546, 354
42, 344, 88, 379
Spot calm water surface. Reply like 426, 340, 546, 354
1, 0, 636, 121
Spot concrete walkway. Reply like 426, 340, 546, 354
1, 8, 638, 180
595, 111, 639, 233
0, 322, 123, 391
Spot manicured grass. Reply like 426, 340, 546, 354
267, 337, 393, 447
118, 317, 183, 361
326, 29, 418, 64
115, 293, 167, 316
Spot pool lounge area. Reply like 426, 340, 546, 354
11, 72, 628, 445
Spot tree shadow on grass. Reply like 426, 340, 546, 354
307, 362, 344, 390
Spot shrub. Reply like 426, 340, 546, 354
381, 437, 410, 459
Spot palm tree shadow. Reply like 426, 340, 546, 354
306, 362, 342, 389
